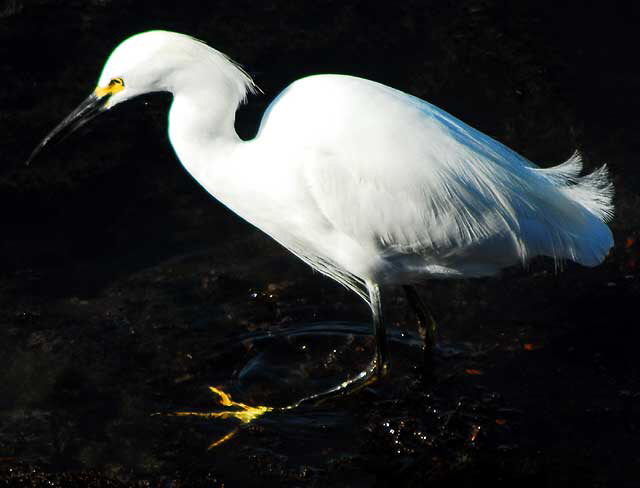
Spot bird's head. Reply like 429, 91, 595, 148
27, 30, 257, 164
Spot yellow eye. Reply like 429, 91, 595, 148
109, 78, 124, 87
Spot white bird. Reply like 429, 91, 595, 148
29, 30, 614, 408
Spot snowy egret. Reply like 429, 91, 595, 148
29, 31, 614, 417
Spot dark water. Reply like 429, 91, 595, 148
2, 1, 640, 486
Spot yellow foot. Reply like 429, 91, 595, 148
173, 386, 273, 448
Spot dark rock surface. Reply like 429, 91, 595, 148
2, 1, 640, 486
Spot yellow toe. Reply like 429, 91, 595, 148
173, 385, 273, 448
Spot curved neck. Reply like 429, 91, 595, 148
167, 82, 242, 181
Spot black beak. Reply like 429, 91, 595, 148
26, 93, 109, 165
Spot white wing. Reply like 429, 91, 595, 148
256, 75, 614, 284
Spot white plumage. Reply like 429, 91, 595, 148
101, 31, 611, 304
248, 75, 613, 300
30, 30, 614, 403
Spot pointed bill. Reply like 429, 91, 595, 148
26, 79, 124, 166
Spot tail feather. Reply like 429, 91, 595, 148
564, 163, 615, 222
527, 151, 614, 267
534, 151, 614, 222
538, 150, 584, 181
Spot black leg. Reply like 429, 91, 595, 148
173, 282, 391, 447
280, 281, 389, 409
370, 281, 389, 377
402, 285, 437, 367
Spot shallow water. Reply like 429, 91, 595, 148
4, 240, 637, 486
2, 1, 640, 486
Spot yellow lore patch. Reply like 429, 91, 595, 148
94, 77, 125, 97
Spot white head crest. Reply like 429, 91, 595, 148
96, 30, 259, 107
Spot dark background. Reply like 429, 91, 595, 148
2, 1, 640, 486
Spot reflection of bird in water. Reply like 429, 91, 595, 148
29, 30, 614, 439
